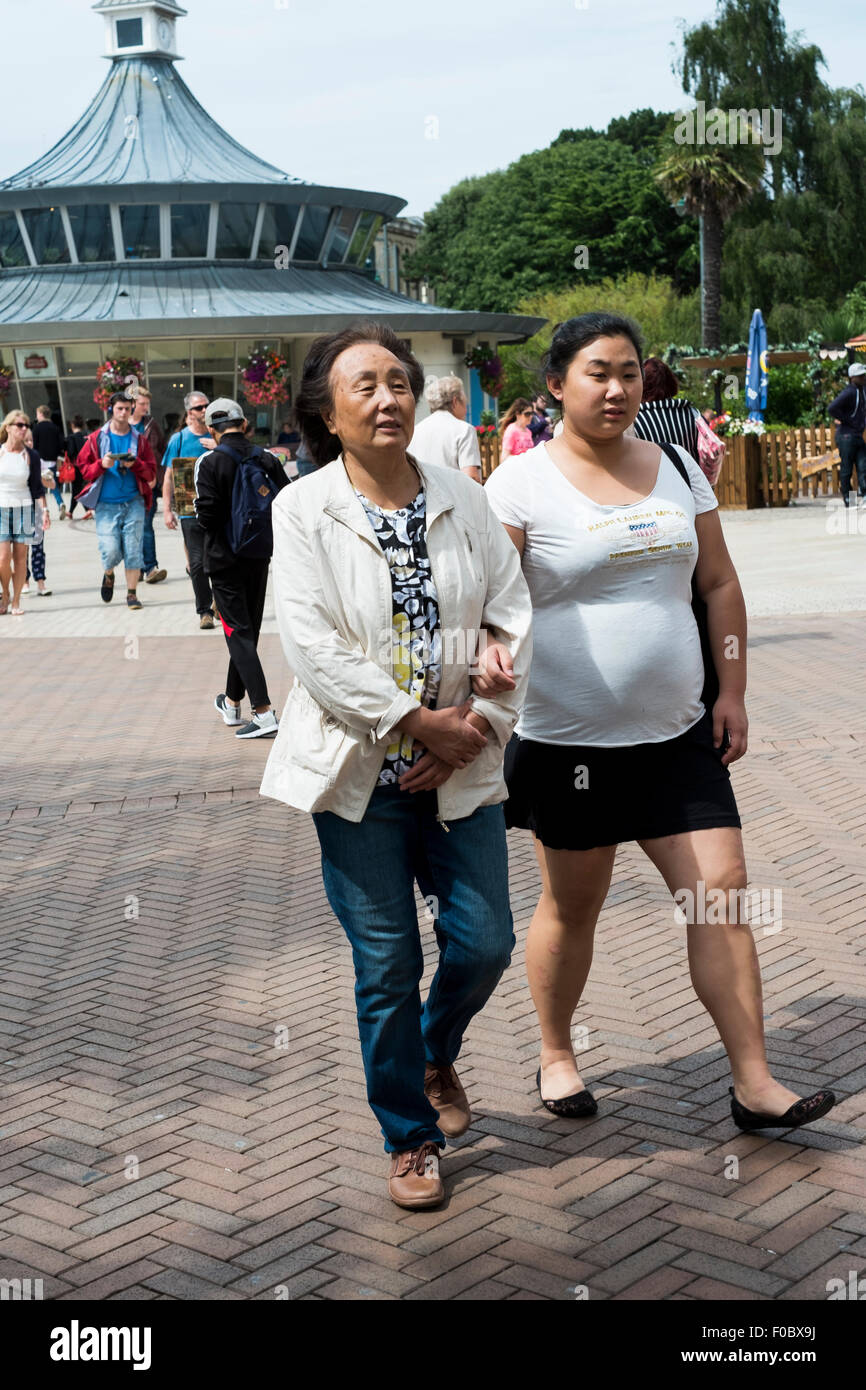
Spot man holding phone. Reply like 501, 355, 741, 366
76, 392, 157, 609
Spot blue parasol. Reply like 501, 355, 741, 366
745, 308, 768, 422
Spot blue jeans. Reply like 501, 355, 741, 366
95, 496, 145, 572
313, 786, 514, 1152
142, 493, 158, 572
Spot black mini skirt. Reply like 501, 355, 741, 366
504, 710, 741, 851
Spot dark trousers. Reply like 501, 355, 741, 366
180, 516, 214, 615
68, 468, 88, 514
210, 558, 271, 708
839, 434, 866, 501
142, 494, 158, 572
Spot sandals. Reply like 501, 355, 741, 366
536, 1066, 597, 1118
10, 606, 24, 617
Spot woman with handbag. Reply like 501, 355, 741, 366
261, 322, 532, 1208
482, 312, 835, 1134
0, 411, 49, 615
633, 357, 726, 486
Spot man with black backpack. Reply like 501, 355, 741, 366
195, 399, 289, 740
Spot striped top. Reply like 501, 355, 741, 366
633, 397, 700, 463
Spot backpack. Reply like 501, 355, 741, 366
222, 444, 280, 559
659, 441, 720, 711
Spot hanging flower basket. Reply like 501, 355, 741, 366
464, 343, 503, 398
240, 349, 290, 406
0, 366, 14, 398
94, 357, 145, 411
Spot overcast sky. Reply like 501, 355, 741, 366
2, 0, 860, 216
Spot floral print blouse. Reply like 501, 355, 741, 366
356, 487, 441, 785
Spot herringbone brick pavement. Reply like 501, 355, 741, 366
1, 616, 865, 1301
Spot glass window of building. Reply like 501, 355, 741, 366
120, 204, 161, 259
21, 207, 70, 265
147, 341, 191, 375
215, 203, 258, 259
66, 205, 115, 263
61, 380, 102, 430
171, 204, 210, 258
116, 17, 143, 47
257, 204, 300, 261
350, 213, 383, 270
326, 208, 357, 265
20, 381, 62, 422
0, 212, 28, 268
293, 205, 331, 261
192, 341, 235, 373
57, 345, 103, 377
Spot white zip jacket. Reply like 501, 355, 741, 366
260, 453, 532, 824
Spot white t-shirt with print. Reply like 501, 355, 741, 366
484, 441, 719, 746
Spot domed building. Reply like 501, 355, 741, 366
0, 0, 542, 434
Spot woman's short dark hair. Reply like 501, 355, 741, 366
296, 322, 426, 464
543, 312, 644, 381
641, 356, 679, 402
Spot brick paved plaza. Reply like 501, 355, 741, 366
1, 505, 865, 1302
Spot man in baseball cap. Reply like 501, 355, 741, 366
829, 364, 866, 507
204, 398, 246, 432
195, 402, 289, 739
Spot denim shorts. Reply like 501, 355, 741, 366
95, 496, 145, 572
0, 503, 35, 544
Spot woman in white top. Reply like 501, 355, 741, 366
482, 311, 835, 1135
262, 323, 531, 1210
410, 375, 482, 483
0, 410, 49, 615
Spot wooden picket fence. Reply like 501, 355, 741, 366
722, 426, 847, 508
477, 431, 500, 480
477, 424, 844, 508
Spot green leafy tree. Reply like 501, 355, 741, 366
656, 117, 765, 348
498, 273, 700, 402
605, 109, 672, 166
404, 133, 696, 314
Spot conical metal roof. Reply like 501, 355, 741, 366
1, 56, 297, 191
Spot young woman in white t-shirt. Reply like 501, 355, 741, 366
481, 311, 835, 1135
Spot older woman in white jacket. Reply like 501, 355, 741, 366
261, 323, 532, 1210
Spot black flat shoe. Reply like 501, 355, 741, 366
729, 1086, 836, 1131
536, 1066, 598, 1118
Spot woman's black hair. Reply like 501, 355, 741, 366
543, 312, 644, 381
295, 321, 425, 465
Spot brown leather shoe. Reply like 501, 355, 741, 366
388, 1141, 444, 1209
424, 1063, 471, 1137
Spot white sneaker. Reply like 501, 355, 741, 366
235, 709, 278, 739
214, 693, 243, 726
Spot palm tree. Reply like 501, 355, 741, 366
656, 115, 765, 348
